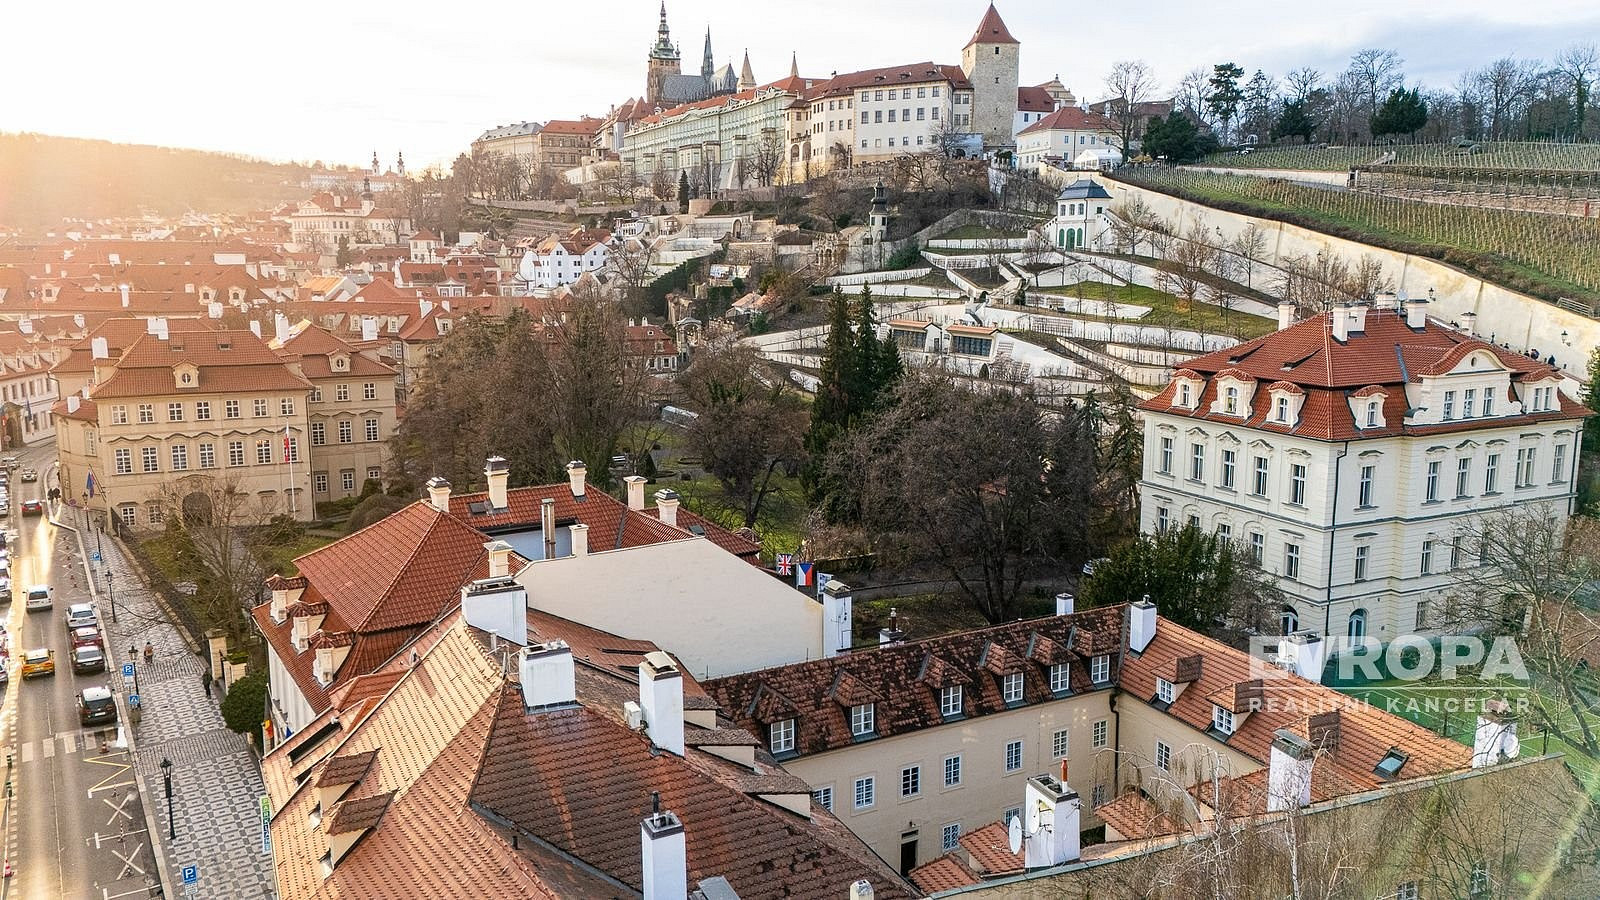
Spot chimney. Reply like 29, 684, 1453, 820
67, 395, 80, 414
822, 580, 854, 657
1277, 301, 1296, 331
641, 796, 687, 900
519, 640, 576, 710
361, 315, 378, 341
570, 522, 589, 557
1374, 290, 1399, 310
484, 456, 509, 510
461, 575, 528, 646
91, 336, 109, 360
878, 607, 904, 646
155, 317, 169, 341
145, 317, 159, 336
540, 497, 557, 559
249, 320, 262, 338
625, 475, 648, 511
1129, 597, 1156, 654
425, 476, 451, 512
274, 312, 290, 344
1404, 296, 1428, 329
119, 284, 129, 307
485, 539, 513, 578
1266, 729, 1315, 812
1276, 631, 1327, 683
639, 650, 685, 756
73, 314, 84, 329
1460, 311, 1477, 337
1022, 772, 1081, 869
654, 489, 680, 528
208, 302, 223, 319
1055, 592, 1075, 616
1472, 699, 1520, 767
1331, 303, 1350, 342
849, 882, 876, 900
566, 460, 587, 498
1307, 710, 1341, 751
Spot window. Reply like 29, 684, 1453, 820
365, 418, 379, 442
119, 505, 136, 527
1483, 387, 1496, 415
1415, 600, 1430, 630
195, 401, 211, 421
901, 766, 921, 797
1555, 442, 1569, 482
1224, 386, 1239, 415
171, 445, 188, 471
1456, 457, 1472, 497
253, 398, 268, 417
1092, 784, 1107, 807
111, 405, 128, 425
1178, 383, 1191, 407
1284, 542, 1301, 579
1213, 704, 1236, 735
1485, 452, 1500, 492
1451, 536, 1464, 570
311, 387, 322, 403
1221, 450, 1236, 489
1218, 522, 1232, 540
1425, 460, 1441, 501
1275, 395, 1290, 423
850, 704, 875, 736
1002, 672, 1023, 703
1249, 532, 1264, 564
941, 823, 961, 852
1464, 388, 1476, 417
1365, 400, 1379, 427
1359, 464, 1375, 507
1156, 677, 1175, 704
1051, 729, 1069, 759
314, 473, 328, 493
341, 471, 355, 492
1289, 463, 1307, 505
367, 466, 381, 483
1281, 605, 1299, 634
311, 422, 325, 445
336, 384, 350, 402
1189, 443, 1205, 481
1049, 663, 1069, 693
1421, 539, 1435, 575
1443, 390, 1456, 420
141, 446, 158, 473
1156, 506, 1170, 533
1092, 719, 1108, 748
1155, 740, 1172, 770
338, 420, 353, 443
812, 786, 833, 811
1348, 609, 1368, 640
1354, 545, 1369, 581
281, 397, 295, 416
1517, 448, 1537, 487
1158, 436, 1173, 474
1091, 654, 1110, 683
944, 754, 962, 786
225, 399, 240, 419
146, 502, 164, 525
114, 448, 132, 475
363, 382, 376, 400
854, 777, 875, 809
1004, 740, 1023, 772
770, 719, 795, 754
929, 686, 963, 720
167, 402, 183, 422
137, 404, 154, 424
198, 443, 215, 469
1395, 882, 1419, 900
227, 441, 245, 467
1252, 456, 1269, 497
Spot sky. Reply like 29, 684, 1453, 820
8, 0, 1598, 171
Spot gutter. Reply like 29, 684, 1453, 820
1324, 440, 1349, 638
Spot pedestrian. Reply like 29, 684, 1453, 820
143, 641, 153, 665
202, 671, 212, 699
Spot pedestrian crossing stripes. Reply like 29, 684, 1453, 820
7, 729, 115, 765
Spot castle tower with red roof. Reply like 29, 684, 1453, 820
961, 3, 1021, 150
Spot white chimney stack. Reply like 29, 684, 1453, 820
73, 314, 84, 329
1129, 597, 1157, 653
1277, 631, 1327, 683
67, 395, 81, 414
625, 475, 648, 511
361, 315, 378, 341
654, 489, 680, 529
485, 539, 513, 579
485, 456, 509, 510
570, 522, 589, 557
822, 580, 854, 658
461, 574, 528, 646
91, 336, 109, 360
155, 317, 169, 341
274, 312, 290, 344
1460, 311, 1477, 338
640, 797, 687, 900
119, 284, 130, 307
1404, 296, 1428, 329
18, 317, 32, 335
639, 650, 685, 756
425, 476, 451, 512
208, 302, 223, 319
1023, 772, 1081, 869
1055, 593, 1075, 616
1472, 699, 1520, 767
1266, 730, 1315, 811
849, 882, 876, 900
1331, 303, 1350, 342
145, 317, 158, 335
1277, 301, 1296, 331
566, 460, 587, 499
519, 641, 576, 710
249, 320, 262, 338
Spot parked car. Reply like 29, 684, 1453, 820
0, 576, 11, 603
77, 687, 117, 726
24, 585, 53, 611
71, 626, 104, 651
64, 602, 98, 631
20, 648, 55, 678
21, 500, 43, 516
72, 645, 107, 675
18, 468, 37, 483
1, 456, 19, 468
0, 658, 9, 686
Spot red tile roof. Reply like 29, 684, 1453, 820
88, 330, 313, 398
812, 62, 972, 101
448, 482, 689, 551
1018, 106, 1119, 136
966, 2, 1020, 46
960, 821, 1024, 875
1016, 85, 1055, 112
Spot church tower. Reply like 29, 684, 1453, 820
701, 28, 714, 80
961, 3, 1021, 151
738, 50, 755, 92
646, 2, 682, 107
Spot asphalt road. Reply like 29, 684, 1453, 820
0, 444, 158, 900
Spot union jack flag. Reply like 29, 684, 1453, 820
775, 553, 794, 576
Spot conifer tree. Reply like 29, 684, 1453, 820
802, 291, 859, 502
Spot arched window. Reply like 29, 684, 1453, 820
1065, 229, 1077, 250
1280, 605, 1299, 635
1057, 229, 1066, 248
1348, 608, 1368, 641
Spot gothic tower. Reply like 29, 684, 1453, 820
646, 2, 682, 107
960, 3, 1021, 150
738, 50, 755, 92
701, 28, 714, 80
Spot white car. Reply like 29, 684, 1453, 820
64, 603, 98, 631
24, 585, 53, 611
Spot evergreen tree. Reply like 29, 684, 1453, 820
1583, 346, 1600, 453
676, 170, 690, 213
1370, 87, 1428, 139
1207, 62, 1246, 143
1271, 99, 1318, 144
802, 291, 860, 503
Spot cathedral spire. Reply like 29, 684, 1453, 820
651, 1, 677, 60
789, 52, 798, 80
701, 27, 713, 79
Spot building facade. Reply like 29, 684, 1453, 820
1016, 107, 1120, 167
960, 3, 1021, 150
273, 323, 399, 501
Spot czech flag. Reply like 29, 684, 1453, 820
796, 562, 815, 588
86, 469, 97, 498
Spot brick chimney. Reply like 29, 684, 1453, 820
654, 489, 680, 528
624, 475, 648, 511
878, 607, 904, 646
519, 641, 576, 711
461, 575, 528, 647
1022, 771, 1081, 868
639, 650, 685, 756
425, 476, 451, 513
1266, 729, 1314, 811
641, 794, 687, 900
566, 460, 587, 499
484, 456, 509, 510
1129, 597, 1156, 653
822, 580, 854, 658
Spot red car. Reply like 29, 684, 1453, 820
20, 500, 42, 516
71, 626, 103, 652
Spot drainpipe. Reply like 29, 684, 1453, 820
1323, 441, 1349, 639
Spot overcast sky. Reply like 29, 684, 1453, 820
9, 0, 1597, 170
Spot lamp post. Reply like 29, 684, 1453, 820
160, 757, 175, 841
103, 569, 116, 624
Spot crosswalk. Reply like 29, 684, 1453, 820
9, 727, 122, 764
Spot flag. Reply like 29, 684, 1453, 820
775, 553, 794, 577
85, 469, 97, 499
283, 429, 291, 463
817, 572, 834, 599
23, 396, 31, 417
795, 562, 814, 588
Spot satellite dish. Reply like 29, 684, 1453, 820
1007, 814, 1022, 855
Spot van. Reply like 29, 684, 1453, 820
78, 687, 117, 726
24, 585, 52, 611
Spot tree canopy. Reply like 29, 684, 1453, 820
1370, 87, 1429, 138
1142, 112, 1220, 163
1080, 525, 1280, 635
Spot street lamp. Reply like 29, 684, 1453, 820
160, 757, 175, 841
104, 569, 117, 624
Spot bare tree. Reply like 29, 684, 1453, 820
1345, 48, 1405, 122
606, 236, 655, 303
1103, 60, 1160, 156
1230, 223, 1268, 289
750, 129, 785, 188
1176, 67, 1214, 128
650, 166, 674, 203
1557, 44, 1598, 137
1285, 67, 1323, 103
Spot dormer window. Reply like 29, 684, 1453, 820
1365, 400, 1379, 427
1224, 386, 1239, 415
1275, 396, 1290, 422
939, 685, 963, 717
1049, 663, 1070, 693
850, 703, 875, 737
1178, 383, 1192, 408
1156, 677, 1175, 704
770, 718, 796, 754
1001, 672, 1024, 704
1212, 704, 1236, 735
1266, 383, 1305, 426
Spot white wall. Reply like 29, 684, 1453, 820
515, 538, 824, 678
267, 646, 319, 739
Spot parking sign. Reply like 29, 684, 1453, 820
182, 865, 198, 885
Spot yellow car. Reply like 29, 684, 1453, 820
20, 648, 54, 678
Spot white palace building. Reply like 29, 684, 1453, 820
1139, 296, 1589, 643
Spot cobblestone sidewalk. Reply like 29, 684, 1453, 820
60, 509, 276, 899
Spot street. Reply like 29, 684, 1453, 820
0, 443, 158, 900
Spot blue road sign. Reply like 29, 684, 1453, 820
91, 551, 101, 563
182, 865, 198, 885
121, 662, 135, 678
128, 694, 139, 706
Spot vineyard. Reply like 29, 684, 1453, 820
1110, 168, 1600, 306
1354, 167, 1600, 219
1201, 141, 1600, 173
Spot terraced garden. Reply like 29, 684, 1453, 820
1202, 140, 1600, 173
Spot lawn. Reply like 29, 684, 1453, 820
937, 223, 1030, 241
1035, 280, 1276, 339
